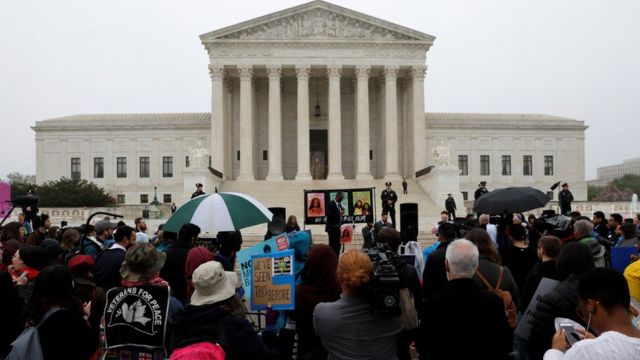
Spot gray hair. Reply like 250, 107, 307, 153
445, 239, 479, 278
479, 214, 490, 224
574, 219, 593, 237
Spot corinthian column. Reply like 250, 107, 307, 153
355, 65, 372, 179
384, 65, 400, 178
295, 65, 312, 180
209, 64, 225, 178
266, 65, 283, 180
237, 64, 254, 180
411, 65, 427, 176
327, 65, 344, 180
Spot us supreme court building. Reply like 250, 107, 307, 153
33, 1, 588, 215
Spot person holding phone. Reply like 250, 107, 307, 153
544, 268, 640, 359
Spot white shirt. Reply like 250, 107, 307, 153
110, 243, 127, 252
543, 331, 640, 360
486, 224, 498, 245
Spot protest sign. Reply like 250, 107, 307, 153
0, 181, 11, 217
611, 247, 639, 273
304, 188, 375, 225
236, 233, 289, 301
250, 249, 296, 311
340, 224, 354, 244
514, 277, 559, 339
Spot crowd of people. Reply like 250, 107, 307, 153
2, 203, 640, 360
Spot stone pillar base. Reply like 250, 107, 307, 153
327, 173, 345, 180
266, 173, 284, 181
416, 165, 466, 214
295, 172, 312, 180
356, 173, 374, 180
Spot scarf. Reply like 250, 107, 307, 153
121, 275, 169, 288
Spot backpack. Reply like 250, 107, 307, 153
399, 288, 419, 330
170, 342, 225, 360
475, 267, 517, 330
7, 307, 62, 360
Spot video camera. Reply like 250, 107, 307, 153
363, 243, 402, 318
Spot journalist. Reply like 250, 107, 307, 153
377, 228, 422, 360
314, 250, 402, 360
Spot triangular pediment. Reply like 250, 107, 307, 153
200, 0, 434, 43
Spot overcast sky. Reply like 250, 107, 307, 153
1, 0, 639, 181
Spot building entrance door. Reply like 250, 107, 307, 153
310, 130, 328, 180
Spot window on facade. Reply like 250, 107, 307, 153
117, 157, 127, 178
461, 191, 468, 201
458, 155, 468, 176
117, 194, 125, 204
501, 155, 512, 176
263, 150, 268, 161
185, 156, 190, 168
480, 155, 490, 176
546, 191, 554, 200
163, 157, 173, 177
163, 194, 172, 204
71, 158, 81, 179
523, 155, 533, 176
140, 157, 150, 178
140, 194, 149, 204
94, 157, 104, 178
544, 155, 554, 176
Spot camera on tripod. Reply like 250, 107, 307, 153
364, 243, 402, 318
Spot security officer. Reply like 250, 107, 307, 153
191, 183, 206, 199
381, 181, 398, 228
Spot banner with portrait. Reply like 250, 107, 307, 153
303, 188, 375, 225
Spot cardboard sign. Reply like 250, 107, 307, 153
0, 181, 10, 216
611, 247, 639, 273
340, 224, 354, 244
104, 286, 170, 349
236, 233, 289, 301
304, 188, 375, 225
514, 277, 559, 339
250, 249, 295, 311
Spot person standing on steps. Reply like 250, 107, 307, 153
381, 182, 398, 228
402, 178, 408, 194
325, 192, 345, 257
445, 193, 457, 221
558, 182, 574, 216
191, 183, 205, 199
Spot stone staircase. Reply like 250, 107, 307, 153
219, 177, 442, 240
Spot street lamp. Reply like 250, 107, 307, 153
152, 185, 159, 206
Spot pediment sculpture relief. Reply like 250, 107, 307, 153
220, 9, 416, 41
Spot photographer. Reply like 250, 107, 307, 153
314, 250, 402, 360
377, 228, 422, 360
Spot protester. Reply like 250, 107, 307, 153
95, 225, 136, 292
419, 239, 514, 359
592, 211, 609, 240
362, 217, 374, 249
528, 242, 596, 360
285, 215, 301, 233
0, 270, 23, 358
294, 244, 340, 359
1, 221, 23, 243
25, 214, 50, 246
544, 268, 640, 359
102, 243, 182, 359
23, 264, 97, 360
527, 214, 542, 250
377, 228, 422, 360
314, 250, 402, 360
67, 254, 105, 339
161, 223, 200, 304
478, 214, 498, 245
572, 219, 607, 267
214, 230, 243, 271
1, 238, 22, 272
623, 257, 640, 303
422, 222, 457, 300
465, 228, 519, 306
520, 236, 562, 310
501, 224, 539, 292
373, 211, 392, 241
184, 246, 215, 302
615, 222, 640, 247
8, 245, 47, 300
170, 260, 278, 359
607, 213, 623, 244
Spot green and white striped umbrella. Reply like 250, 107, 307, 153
163, 192, 273, 235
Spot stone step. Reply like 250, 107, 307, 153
220, 178, 443, 236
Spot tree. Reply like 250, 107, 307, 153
612, 174, 640, 196
3, 172, 36, 200
588, 185, 604, 201
37, 177, 110, 207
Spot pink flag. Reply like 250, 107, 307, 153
0, 181, 11, 217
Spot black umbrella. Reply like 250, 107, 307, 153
474, 186, 549, 215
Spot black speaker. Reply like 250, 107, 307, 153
268, 207, 286, 222
400, 203, 418, 243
